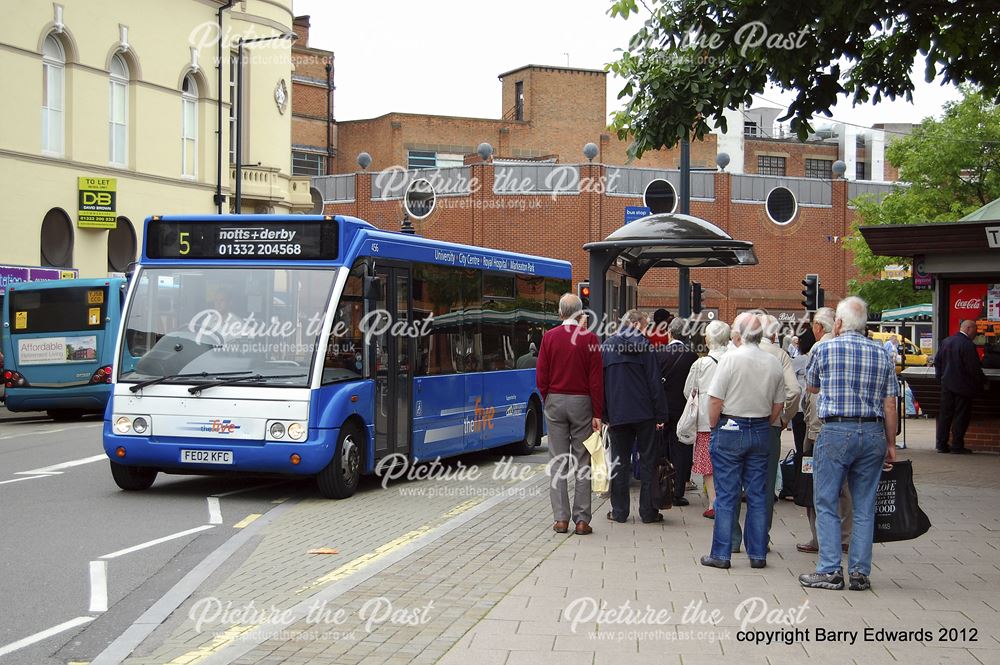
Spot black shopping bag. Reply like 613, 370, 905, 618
651, 457, 676, 510
779, 449, 797, 499
793, 454, 814, 508
873, 460, 931, 543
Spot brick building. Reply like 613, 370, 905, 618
290, 15, 334, 178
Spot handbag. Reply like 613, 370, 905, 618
652, 456, 676, 510
793, 444, 814, 508
779, 449, 797, 499
676, 358, 708, 445
873, 460, 931, 543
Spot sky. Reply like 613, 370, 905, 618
295, 0, 963, 132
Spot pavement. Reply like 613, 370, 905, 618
89, 418, 999, 665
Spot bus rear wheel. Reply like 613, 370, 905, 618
508, 399, 542, 456
317, 423, 363, 499
49, 409, 85, 421
110, 461, 157, 491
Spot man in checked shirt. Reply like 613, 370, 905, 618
798, 297, 898, 592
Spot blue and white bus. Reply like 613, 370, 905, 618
104, 215, 571, 498
2, 277, 128, 418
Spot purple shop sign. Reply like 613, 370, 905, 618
0, 265, 76, 296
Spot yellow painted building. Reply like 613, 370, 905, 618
0, 0, 312, 278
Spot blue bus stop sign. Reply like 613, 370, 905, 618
624, 206, 651, 225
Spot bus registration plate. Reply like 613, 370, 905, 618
181, 449, 233, 465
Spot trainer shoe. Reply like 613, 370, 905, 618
849, 572, 871, 591
798, 570, 845, 590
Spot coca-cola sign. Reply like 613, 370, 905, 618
954, 298, 983, 311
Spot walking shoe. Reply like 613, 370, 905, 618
951, 448, 973, 454
641, 513, 664, 524
936, 446, 951, 453
849, 572, 871, 591
553, 521, 569, 533
798, 570, 845, 590
673, 496, 690, 507
796, 542, 819, 553
574, 520, 593, 535
606, 511, 627, 523
700, 555, 731, 569
686, 481, 697, 491
703, 508, 715, 519
750, 559, 766, 569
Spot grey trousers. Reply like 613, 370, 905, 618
804, 438, 853, 547
544, 393, 593, 524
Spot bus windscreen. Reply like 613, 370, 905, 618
146, 219, 338, 261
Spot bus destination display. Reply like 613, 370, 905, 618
146, 220, 338, 260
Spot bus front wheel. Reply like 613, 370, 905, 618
110, 461, 157, 491
317, 423, 363, 499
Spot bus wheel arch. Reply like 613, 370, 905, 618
316, 418, 366, 499
109, 460, 158, 491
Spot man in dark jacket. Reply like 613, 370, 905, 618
935, 319, 988, 454
657, 317, 699, 506
603, 310, 669, 523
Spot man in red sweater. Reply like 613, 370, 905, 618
536, 293, 605, 535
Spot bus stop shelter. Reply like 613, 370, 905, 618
583, 213, 758, 328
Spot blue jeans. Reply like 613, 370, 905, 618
709, 416, 772, 560
730, 425, 781, 548
813, 421, 886, 576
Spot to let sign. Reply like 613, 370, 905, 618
78, 177, 117, 228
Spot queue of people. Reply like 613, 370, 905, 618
536, 293, 903, 591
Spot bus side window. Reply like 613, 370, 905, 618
323, 264, 364, 383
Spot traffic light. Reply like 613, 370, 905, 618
801, 274, 819, 311
818, 287, 825, 308
577, 281, 591, 309
691, 281, 703, 314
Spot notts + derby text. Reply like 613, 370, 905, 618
218, 227, 297, 242
738, 626, 973, 646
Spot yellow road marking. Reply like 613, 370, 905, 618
232, 514, 261, 529
166, 625, 257, 665
270, 496, 289, 504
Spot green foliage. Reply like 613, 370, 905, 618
607, 0, 1000, 156
841, 90, 1000, 312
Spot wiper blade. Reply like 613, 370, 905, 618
187, 373, 308, 395
128, 371, 253, 393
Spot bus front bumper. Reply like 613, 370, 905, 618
4, 385, 111, 413
103, 422, 339, 475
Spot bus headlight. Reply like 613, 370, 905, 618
269, 422, 286, 439
114, 416, 132, 434
287, 423, 305, 441
132, 417, 149, 434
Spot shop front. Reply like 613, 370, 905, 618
861, 218, 1000, 453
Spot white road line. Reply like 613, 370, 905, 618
0, 475, 52, 486
89, 561, 108, 612
0, 423, 101, 441
211, 480, 287, 498
99, 525, 215, 560
15, 454, 107, 475
207, 497, 223, 525
0, 616, 95, 658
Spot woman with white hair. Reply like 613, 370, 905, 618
683, 319, 731, 519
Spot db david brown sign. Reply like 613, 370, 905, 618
78, 177, 117, 229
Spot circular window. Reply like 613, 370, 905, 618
108, 216, 136, 273
766, 187, 798, 225
40, 207, 73, 267
404, 178, 436, 219
643, 178, 677, 214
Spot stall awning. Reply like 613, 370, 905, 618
881, 304, 933, 321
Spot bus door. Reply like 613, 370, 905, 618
373, 265, 412, 461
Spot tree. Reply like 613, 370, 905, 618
843, 89, 1000, 313
608, 0, 1000, 156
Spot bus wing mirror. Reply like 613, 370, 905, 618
364, 275, 382, 301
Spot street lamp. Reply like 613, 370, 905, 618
234, 32, 296, 213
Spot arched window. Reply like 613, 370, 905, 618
40, 208, 73, 268
109, 53, 129, 166
107, 216, 136, 273
181, 74, 198, 177
42, 34, 65, 154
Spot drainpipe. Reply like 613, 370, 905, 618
215, 0, 235, 214
325, 61, 333, 174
